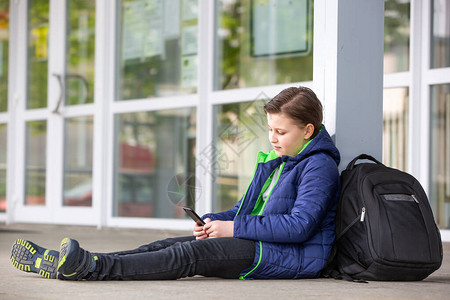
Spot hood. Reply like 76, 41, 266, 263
291, 125, 340, 166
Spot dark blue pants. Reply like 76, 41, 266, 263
89, 236, 255, 280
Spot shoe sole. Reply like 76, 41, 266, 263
11, 239, 58, 279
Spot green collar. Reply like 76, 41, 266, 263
297, 139, 313, 155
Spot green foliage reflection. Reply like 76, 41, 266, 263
0, 0, 9, 112
27, 0, 49, 109
216, 0, 314, 90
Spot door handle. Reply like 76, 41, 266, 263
52, 73, 64, 114
65, 74, 89, 104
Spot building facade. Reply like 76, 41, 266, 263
0, 0, 449, 240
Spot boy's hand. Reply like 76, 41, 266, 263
203, 220, 234, 238
193, 218, 211, 240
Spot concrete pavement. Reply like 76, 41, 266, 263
1, 222, 449, 300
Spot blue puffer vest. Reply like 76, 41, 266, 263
202, 126, 341, 279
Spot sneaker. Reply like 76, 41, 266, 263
10, 239, 59, 279
57, 238, 97, 281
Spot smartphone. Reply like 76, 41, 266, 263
183, 207, 205, 226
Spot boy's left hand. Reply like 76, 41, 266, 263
203, 220, 234, 238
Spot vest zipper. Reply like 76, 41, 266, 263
239, 241, 263, 280
258, 162, 285, 215
240, 162, 285, 279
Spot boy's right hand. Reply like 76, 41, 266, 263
193, 218, 211, 240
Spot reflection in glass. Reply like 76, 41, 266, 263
27, 0, 49, 109
384, 0, 410, 73
117, 0, 198, 100
213, 99, 270, 212
63, 116, 93, 206
114, 108, 196, 218
430, 84, 450, 229
215, 0, 313, 90
0, 0, 9, 112
66, 0, 96, 105
0, 124, 6, 212
431, 0, 450, 69
25, 120, 47, 206
382, 87, 409, 172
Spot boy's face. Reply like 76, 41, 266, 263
267, 113, 313, 157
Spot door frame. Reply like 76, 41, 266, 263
9, 0, 101, 225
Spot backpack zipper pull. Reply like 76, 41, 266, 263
360, 207, 366, 222
411, 195, 419, 203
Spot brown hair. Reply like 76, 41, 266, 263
263, 86, 323, 139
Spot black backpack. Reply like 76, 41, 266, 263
325, 154, 443, 282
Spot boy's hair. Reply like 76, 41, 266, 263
263, 86, 323, 139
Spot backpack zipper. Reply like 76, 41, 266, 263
360, 207, 366, 222
337, 207, 366, 240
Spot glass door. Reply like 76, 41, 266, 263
13, 0, 97, 224
13, 0, 52, 223
56, 0, 96, 224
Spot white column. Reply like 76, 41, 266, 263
196, 0, 215, 216
6, 0, 21, 224
93, 0, 115, 228
314, 0, 385, 170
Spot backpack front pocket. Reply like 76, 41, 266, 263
376, 193, 431, 263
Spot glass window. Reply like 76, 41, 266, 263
63, 116, 93, 206
113, 108, 196, 218
384, 0, 410, 73
27, 0, 49, 109
431, 0, 450, 69
25, 120, 47, 205
430, 84, 450, 229
215, 0, 313, 90
117, 0, 198, 100
212, 99, 270, 212
66, 0, 96, 105
0, 0, 9, 112
382, 87, 409, 172
0, 123, 6, 212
